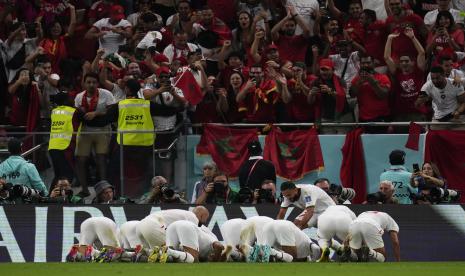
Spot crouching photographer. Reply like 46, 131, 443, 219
0, 178, 48, 204
238, 180, 281, 204
365, 180, 398, 204
48, 177, 84, 204
195, 172, 240, 204
140, 176, 187, 204
314, 178, 356, 204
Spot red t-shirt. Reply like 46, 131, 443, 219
363, 21, 388, 66
193, 94, 223, 123
427, 29, 465, 55
276, 34, 308, 63
285, 75, 316, 122
351, 73, 391, 120
393, 69, 428, 115
385, 14, 424, 59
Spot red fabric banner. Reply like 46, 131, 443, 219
196, 124, 258, 177
424, 130, 465, 203
405, 122, 422, 151
263, 127, 324, 180
340, 127, 366, 204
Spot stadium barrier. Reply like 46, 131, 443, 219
1, 204, 465, 262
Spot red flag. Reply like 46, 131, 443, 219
340, 128, 366, 204
196, 124, 258, 177
405, 122, 423, 151
425, 130, 465, 203
263, 127, 324, 180
174, 68, 203, 105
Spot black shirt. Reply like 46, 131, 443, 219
238, 157, 277, 190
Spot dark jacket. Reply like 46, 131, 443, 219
238, 157, 276, 190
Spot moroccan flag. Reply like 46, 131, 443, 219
425, 130, 465, 203
173, 67, 203, 105
263, 127, 324, 180
340, 127, 366, 204
196, 124, 258, 177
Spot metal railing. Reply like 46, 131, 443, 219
190, 121, 465, 128
1, 122, 185, 198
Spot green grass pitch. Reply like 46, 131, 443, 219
1, 262, 465, 276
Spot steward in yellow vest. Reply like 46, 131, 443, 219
48, 92, 81, 185
104, 79, 159, 198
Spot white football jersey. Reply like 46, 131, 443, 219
281, 184, 335, 213
146, 209, 199, 226
355, 211, 399, 233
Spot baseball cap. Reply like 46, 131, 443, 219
319, 58, 334, 70
110, 5, 125, 21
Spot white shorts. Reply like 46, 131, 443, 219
349, 221, 384, 250
118, 221, 142, 249
79, 217, 119, 247
262, 220, 295, 248
136, 215, 167, 249
220, 219, 246, 246
166, 220, 199, 251
317, 213, 353, 241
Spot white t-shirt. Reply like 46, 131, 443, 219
74, 88, 116, 130
163, 42, 199, 63
329, 51, 360, 90
93, 18, 132, 56
127, 12, 162, 26
148, 209, 199, 227
355, 211, 399, 233
322, 205, 357, 220
281, 184, 336, 214
137, 31, 163, 50
424, 9, 464, 26
421, 78, 465, 119
287, 0, 319, 35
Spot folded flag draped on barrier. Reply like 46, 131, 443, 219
405, 122, 423, 151
196, 124, 258, 177
173, 67, 203, 105
425, 130, 465, 203
340, 127, 366, 204
263, 127, 324, 180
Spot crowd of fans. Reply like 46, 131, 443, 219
1, 0, 465, 204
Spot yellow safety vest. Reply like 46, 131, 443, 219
117, 98, 155, 146
48, 106, 76, 150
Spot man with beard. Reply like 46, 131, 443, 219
277, 181, 335, 230
417, 66, 465, 129
384, 27, 428, 123
271, 4, 310, 64
385, 0, 427, 60
166, 0, 195, 37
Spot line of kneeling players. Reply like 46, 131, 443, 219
66, 205, 400, 263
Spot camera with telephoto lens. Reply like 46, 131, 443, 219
213, 181, 226, 198
258, 188, 275, 203
366, 191, 387, 204
160, 183, 175, 198
327, 183, 356, 204
429, 187, 460, 203
12, 184, 42, 199
238, 187, 254, 203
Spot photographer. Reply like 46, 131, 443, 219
252, 180, 280, 204
195, 172, 240, 204
365, 180, 398, 204
314, 178, 356, 204
410, 162, 460, 204
140, 176, 187, 204
0, 138, 48, 196
0, 178, 16, 204
48, 177, 84, 204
